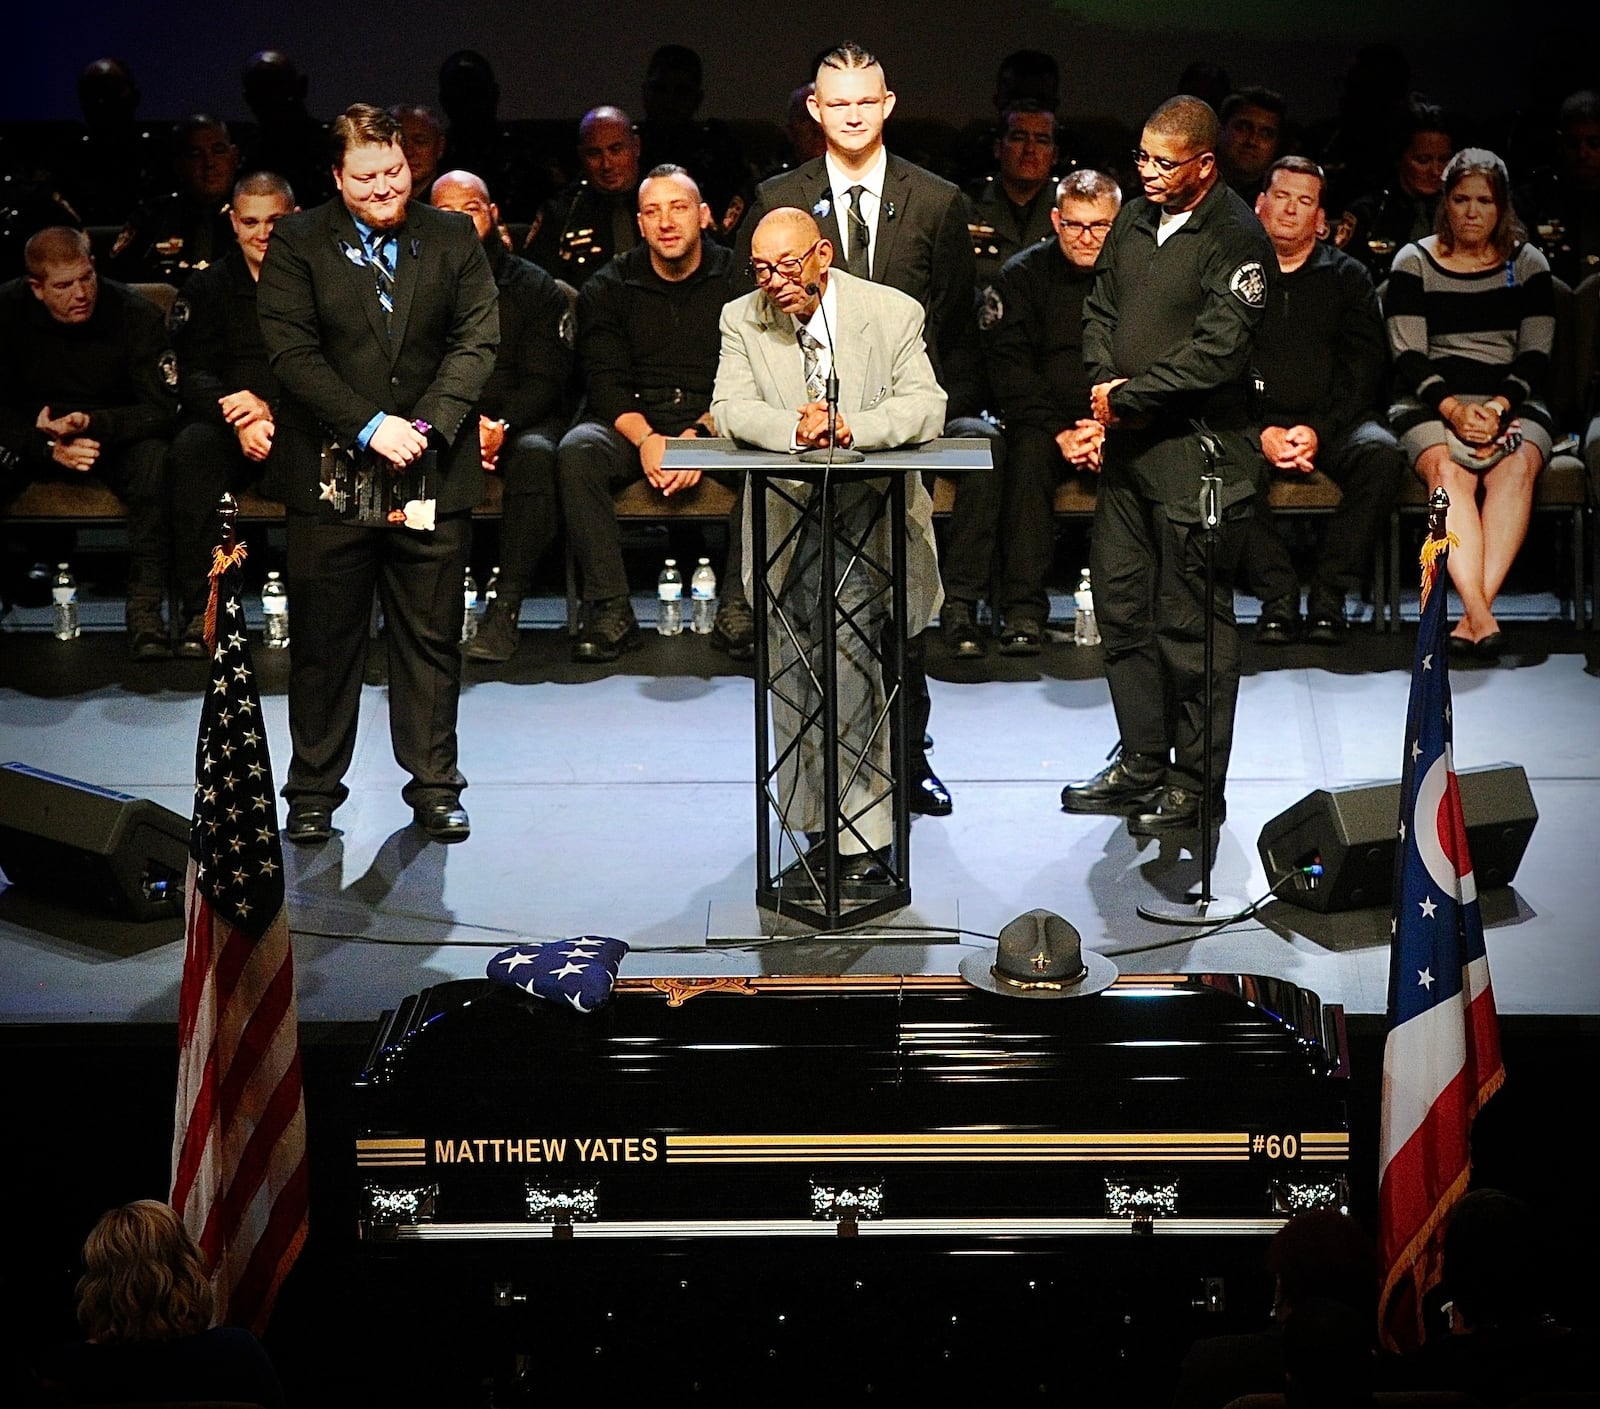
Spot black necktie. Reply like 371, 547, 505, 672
367, 229, 395, 332
845, 184, 871, 277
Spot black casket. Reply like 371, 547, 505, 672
349, 972, 1350, 1401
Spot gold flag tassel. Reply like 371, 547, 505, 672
204, 495, 248, 652
1417, 487, 1456, 614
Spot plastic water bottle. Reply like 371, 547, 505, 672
1073, 567, 1100, 647
690, 557, 717, 634
51, 562, 80, 640
656, 558, 684, 636
261, 570, 289, 649
461, 568, 479, 643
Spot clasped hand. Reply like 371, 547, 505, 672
1261, 424, 1318, 473
36, 406, 97, 471
369, 414, 430, 466
796, 400, 853, 449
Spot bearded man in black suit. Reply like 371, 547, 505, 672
258, 103, 498, 845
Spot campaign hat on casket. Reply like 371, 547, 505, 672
960, 908, 1117, 999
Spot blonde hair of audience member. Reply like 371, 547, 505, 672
75, 1199, 214, 1343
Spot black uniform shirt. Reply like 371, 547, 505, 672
480, 237, 575, 430
575, 240, 734, 429
169, 245, 278, 425
982, 238, 1095, 435
0, 276, 176, 464
1252, 240, 1388, 448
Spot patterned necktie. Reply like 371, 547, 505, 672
797, 325, 827, 400
367, 228, 395, 331
845, 184, 871, 277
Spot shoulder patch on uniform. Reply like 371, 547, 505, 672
978, 284, 1004, 330
558, 305, 576, 349
159, 350, 178, 390
1229, 260, 1267, 308
168, 297, 190, 331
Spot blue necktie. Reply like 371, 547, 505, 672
367, 229, 395, 331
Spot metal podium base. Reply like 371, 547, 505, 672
1137, 892, 1254, 926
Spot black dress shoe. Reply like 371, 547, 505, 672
1256, 599, 1301, 646
710, 595, 756, 661
1304, 598, 1347, 646
909, 768, 953, 816
1472, 630, 1503, 660
940, 600, 985, 658
413, 801, 471, 841
573, 596, 639, 663
997, 617, 1044, 656
837, 849, 891, 883
174, 616, 209, 660
284, 802, 334, 845
1126, 786, 1226, 836
129, 627, 172, 662
1060, 750, 1166, 814
465, 598, 521, 663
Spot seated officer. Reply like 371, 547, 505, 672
166, 171, 298, 657
557, 164, 751, 663
981, 168, 1120, 654
430, 169, 577, 665
0, 226, 177, 659
391, 104, 447, 204
1242, 156, 1401, 646
106, 114, 240, 286
636, 43, 750, 233
525, 105, 642, 290
964, 100, 1062, 287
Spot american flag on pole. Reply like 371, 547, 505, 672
1376, 501, 1504, 1353
171, 528, 308, 1335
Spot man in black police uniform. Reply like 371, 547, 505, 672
734, 41, 992, 813
964, 100, 1062, 287
108, 115, 241, 286
558, 164, 751, 664
258, 104, 497, 844
430, 169, 577, 665
0, 226, 177, 659
1242, 156, 1401, 647
981, 167, 1121, 655
166, 170, 298, 657
1060, 95, 1272, 836
526, 105, 642, 291
636, 44, 750, 234
238, 49, 334, 209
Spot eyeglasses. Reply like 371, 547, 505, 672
1061, 219, 1114, 237
1131, 147, 1211, 175
748, 239, 822, 284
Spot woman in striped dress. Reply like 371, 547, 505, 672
1384, 148, 1554, 657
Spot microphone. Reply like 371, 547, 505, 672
798, 281, 864, 464
1193, 425, 1223, 528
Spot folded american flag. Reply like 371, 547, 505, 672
487, 936, 630, 1013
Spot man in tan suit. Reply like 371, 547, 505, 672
713, 207, 944, 876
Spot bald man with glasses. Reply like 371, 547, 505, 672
1058, 95, 1273, 840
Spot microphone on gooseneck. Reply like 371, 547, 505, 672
797, 282, 863, 465
803, 282, 840, 407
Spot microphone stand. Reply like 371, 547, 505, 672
1138, 429, 1251, 927
797, 280, 863, 466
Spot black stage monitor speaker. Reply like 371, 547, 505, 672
0, 762, 189, 920
1257, 764, 1537, 914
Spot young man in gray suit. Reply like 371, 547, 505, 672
258, 103, 498, 844
713, 207, 945, 878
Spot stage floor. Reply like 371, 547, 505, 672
3, 585, 1597, 1026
